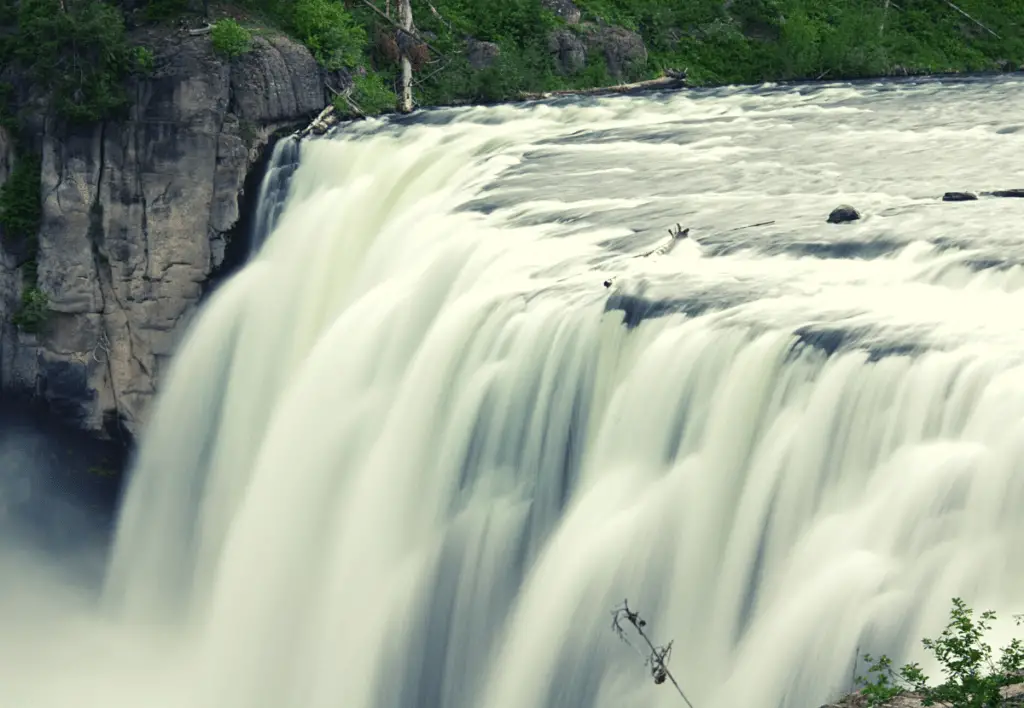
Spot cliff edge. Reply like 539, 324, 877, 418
0, 27, 336, 438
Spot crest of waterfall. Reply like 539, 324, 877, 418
6, 77, 1024, 708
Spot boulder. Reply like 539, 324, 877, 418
548, 29, 588, 75
580, 24, 647, 79
990, 189, 1024, 198
827, 205, 861, 224
942, 191, 978, 201
467, 39, 501, 70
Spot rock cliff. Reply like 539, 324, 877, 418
0, 28, 337, 440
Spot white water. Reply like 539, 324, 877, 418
6, 77, 1024, 708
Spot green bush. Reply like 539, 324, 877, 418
0, 152, 42, 250
211, 18, 253, 58
351, 72, 397, 115
858, 598, 1024, 707
12, 283, 49, 334
292, 0, 366, 70
8, 0, 151, 122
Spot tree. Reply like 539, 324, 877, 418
396, 0, 413, 112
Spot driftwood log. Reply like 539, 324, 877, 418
519, 72, 687, 101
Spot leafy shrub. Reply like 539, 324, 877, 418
211, 18, 253, 58
9, 0, 151, 122
858, 598, 1024, 707
352, 72, 397, 115
0, 152, 42, 250
292, 0, 366, 70
12, 284, 49, 333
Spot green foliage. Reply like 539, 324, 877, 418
142, 0, 190, 23
12, 283, 49, 333
351, 72, 397, 115
6, 0, 151, 122
0, 152, 42, 250
211, 18, 253, 58
857, 598, 1024, 708
291, 0, 366, 70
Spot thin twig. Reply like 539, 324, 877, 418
611, 600, 697, 708
724, 220, 775, 233
942, 0, 1000, 38
358, 0, 443, 54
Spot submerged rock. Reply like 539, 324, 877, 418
991, 188, 1024, 198
942, 191, 978, 201
827, 205, 861, 224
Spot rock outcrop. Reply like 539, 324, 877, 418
549, 23, 648, 78
822, 682, 1024, 707
466, 39, 501, 70
0, 29, 336, 439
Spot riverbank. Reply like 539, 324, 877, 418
201, 0, 1024, 117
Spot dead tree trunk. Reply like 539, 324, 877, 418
397, 0, 414, 113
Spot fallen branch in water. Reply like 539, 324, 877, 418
611, 599, 696, 708
724, 220, 776, 233
519, 72, 687, 102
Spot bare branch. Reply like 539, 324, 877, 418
610, 599, 697, 708
358, 0, 442, 55
942, 0, 1000, 38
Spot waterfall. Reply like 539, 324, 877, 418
8, 78, 1024, 708
249, 136, 302, 257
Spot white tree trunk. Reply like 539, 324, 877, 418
398, 0, 414, 113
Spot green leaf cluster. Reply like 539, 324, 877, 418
211, 18, 253, 58
858, 598, 1024, 708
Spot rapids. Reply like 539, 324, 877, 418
4, 75, 1024, 708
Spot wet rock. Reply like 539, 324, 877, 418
827, 205, 861, 224
467, 39, 501, 70
548, 29, 588, 75
541, 0, 581, 24
991, 189, 1024, 198
942, 191, 978, 202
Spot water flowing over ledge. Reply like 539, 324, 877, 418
5, 76, 1024, 708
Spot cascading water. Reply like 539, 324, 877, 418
5, 76, 1024, 708
248, 136, 302, 257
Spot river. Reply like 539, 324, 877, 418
4, 75, 1024, 708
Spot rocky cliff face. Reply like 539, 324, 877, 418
0, 29, 336, 440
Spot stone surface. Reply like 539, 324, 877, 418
827, 205, 861, 224
467, 39, 501, 70
0, 29, 332, 438
541, 0, 582, 24
548, 28, 588, 75
580, 24, 648, 79
822, 682, 1024, 707
991, 188, 1024, 198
